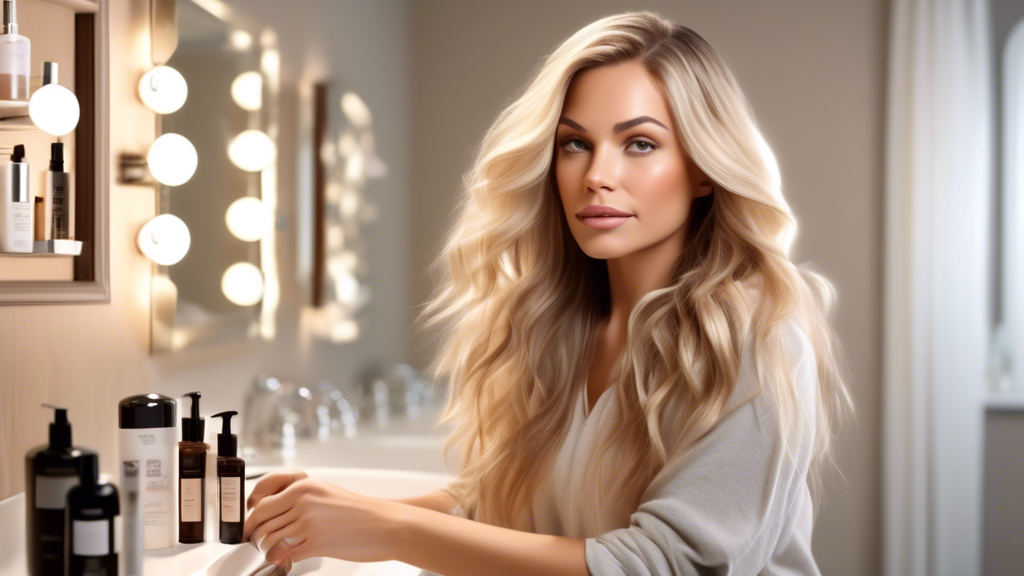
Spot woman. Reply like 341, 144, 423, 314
242, 11, 855, 575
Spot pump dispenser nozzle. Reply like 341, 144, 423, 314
211, 411, 238, 457
181, 392, 205, 442
41, 403, 72, 449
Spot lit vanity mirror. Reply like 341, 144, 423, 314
150, 0, 280, 354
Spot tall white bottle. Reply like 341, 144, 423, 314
0, 144, 32, 253
119, 394, 178, 550
0, 0, 30, 101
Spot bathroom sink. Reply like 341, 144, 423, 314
143, 467, 453, 576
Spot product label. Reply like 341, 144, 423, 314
181, 478, 202, 522
35, 475, 79, 509
11, 202, 30, 231
72, 519, 110, 557
51, 183, 68, 239
119, 427, 176, 549
221, 477, 240, 522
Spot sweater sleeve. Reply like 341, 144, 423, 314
584, 322, 820, 576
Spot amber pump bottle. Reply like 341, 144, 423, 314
178, 392, 207, 543
211, 411, 245, 544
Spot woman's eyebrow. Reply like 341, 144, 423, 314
557, 115, 669, 134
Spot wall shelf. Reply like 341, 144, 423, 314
0, 0, 108, 302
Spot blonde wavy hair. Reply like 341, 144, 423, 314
413, 10, 855, 533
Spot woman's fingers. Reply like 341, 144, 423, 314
263, 527, 307, 565
248, 508, 299, 553
243, 484, 304, 543
246, 470, 308, 511
268, 540, 312, 568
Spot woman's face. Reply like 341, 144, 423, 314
554, 60, 710, 261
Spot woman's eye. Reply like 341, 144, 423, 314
559, 138, 657, 154
562, 138, 588, 153
627, 139, 657, 154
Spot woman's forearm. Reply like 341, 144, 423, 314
385, 501, 590, 576
386, 489, 458, 515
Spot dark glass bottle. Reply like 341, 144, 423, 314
178, 392, 207, 544
66, 453, 119, 576
211, 411, 245, 544
25, 404, 94, 576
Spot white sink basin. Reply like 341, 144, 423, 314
149, 467, 454, 575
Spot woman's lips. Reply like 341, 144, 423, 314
577, 215, 633, 230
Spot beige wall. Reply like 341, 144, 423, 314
408, 2, 886, 575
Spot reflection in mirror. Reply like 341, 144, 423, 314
150, 0, 280, 354
301, 82, 386, 343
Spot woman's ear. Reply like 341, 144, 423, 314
696, 176, 714, 198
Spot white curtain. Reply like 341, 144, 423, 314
883, 0, 992, 575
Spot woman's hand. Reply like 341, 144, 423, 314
243, 475, 403, 568
246, 469, 309, 512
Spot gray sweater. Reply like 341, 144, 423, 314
419, 319, 821, 575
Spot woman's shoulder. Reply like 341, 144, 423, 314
733, 316, 817, 409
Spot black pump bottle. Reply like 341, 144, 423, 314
65, 453, 119, 576
24, 404, 95, 576
178, 391, 208, 543
211, 411, 245, 543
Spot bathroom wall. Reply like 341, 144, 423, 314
0, 0, 413, 499
407, 1, 887, 575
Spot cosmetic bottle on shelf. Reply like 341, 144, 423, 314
0, 0, 31, 101
0, 143, 30, 252
48, 141, 72, 240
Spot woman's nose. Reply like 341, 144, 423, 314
584, 143, 620, 193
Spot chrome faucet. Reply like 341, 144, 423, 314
240, 375, 320, 454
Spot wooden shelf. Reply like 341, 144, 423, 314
0, 252, 77, 258
0, 253, 74, 281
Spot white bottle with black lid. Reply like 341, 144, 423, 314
0, 143, 32, 253
119, 393, 177, 550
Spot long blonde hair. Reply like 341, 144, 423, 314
413, 11, 855, 532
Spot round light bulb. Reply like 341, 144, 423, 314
340, 91, 372, 128
228, 129, 276, 172
137, 214, 191, 265
225, 197, 271, 242
230, 71, 262, 111
138, 66, 188, 114
222, 262, 264, 306
230, 30, 253, 51
28, 84, 80, 136
148, 133, 198, 186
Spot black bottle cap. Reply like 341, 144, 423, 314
119, 393, 177, 429
42, 403, 71, 449
12, 144, 24, 162
49, 142, 64, 171
211, 411, 238, 457
181, 391, 205, 442
78, 452, 99, 485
